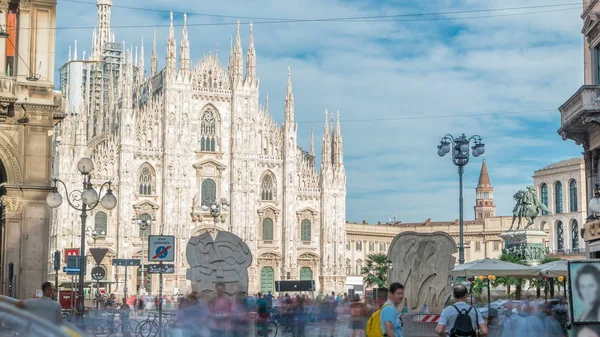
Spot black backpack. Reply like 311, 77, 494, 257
450, 305, 477, 337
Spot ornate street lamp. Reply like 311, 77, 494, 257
437, 133, 485, 265
46, 157, 117, 315
135, 214, 152, 294
202, 198, 229, 232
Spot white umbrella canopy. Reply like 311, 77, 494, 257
451, 258, 539, 277
536, 259, 568, 278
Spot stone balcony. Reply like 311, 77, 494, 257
558, 85, 600, 145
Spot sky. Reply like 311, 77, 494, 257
55, 0, 585, 224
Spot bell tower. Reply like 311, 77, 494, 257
474, 158, 496, 220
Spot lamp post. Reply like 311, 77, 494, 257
201, 198, 229, 233
46, 157, 117, 315
437, 134, 485, 265
135, 214, 151, 295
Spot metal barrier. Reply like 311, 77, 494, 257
401, 313, 502, 337
401, 313, 440, 337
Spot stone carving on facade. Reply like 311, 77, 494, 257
132, 200, 159, 217
388, 231, 457, 313
1, 197, 22, 214
186, 231, 252, 296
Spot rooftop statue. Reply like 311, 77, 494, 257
510, 186, 551, 231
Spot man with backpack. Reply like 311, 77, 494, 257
436, 285, 488, 337
365, 282, 405, 337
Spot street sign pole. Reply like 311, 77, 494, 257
124, 265, 128, 300
54, 250, 60, 303
158, 261, 163, 337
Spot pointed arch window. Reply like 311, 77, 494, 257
138, 164, 156, 195
556, 221, 564, 251
201, 179, 217, 207
262, 218, 274, 241
94, 212, 107, 236
572, 220, 579, 250
301, 219, 311, 241
541, 183, 549, 215
555, 181, 563, 214
569, 179, 578, 212
261, 174, 275, 201
200, 109, 217, 152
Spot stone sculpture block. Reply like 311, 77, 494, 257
186, 231, 252, 296
387, 231, 457, 313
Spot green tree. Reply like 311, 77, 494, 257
361, 253, 391, 288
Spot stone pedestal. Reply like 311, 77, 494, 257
499, 230, 547, 263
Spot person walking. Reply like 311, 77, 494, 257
380, 282, 405, 337
1, 281, 63, 325
436, 285, 488, 337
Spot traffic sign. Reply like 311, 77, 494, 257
148, 235, 175, 262
91, 266, 106, 281
89, 248, 108, 265
112, 259, 141, 266
64, 248, 79, 263
63, 266, 80, 275
53, 251, 60, 271
147, 264, 175, 274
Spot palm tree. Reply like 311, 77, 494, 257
495, 253, 529, 299
536, 256, 560, 298
361, 253, 391, 289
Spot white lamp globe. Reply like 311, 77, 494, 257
589, 197, 600, 214
77, 157, 94, 175
211, 204, 217, 211
438, 149, 445, 157
100, 191, 117, 210
477, 145, 485, 155
82, 188, 99, 206
460, 143, 469, 153
472, 150, 480, 157
201, 205, 209, 211
46, 191, 63, 208
442, 144, 450, 153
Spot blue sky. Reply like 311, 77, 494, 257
55, 0, 584, 223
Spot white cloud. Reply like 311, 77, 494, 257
55, 0, 585, 223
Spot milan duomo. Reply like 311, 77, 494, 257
51, 0, 347, 296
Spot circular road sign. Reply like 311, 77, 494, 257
91, 266, 106, 281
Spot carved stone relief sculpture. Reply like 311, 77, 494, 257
186, 231, 252, 296
387, 231, 457, 313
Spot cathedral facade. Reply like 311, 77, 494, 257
52, 2, 346, 295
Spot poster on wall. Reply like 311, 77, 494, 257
569, 259, 600, 324
572, 325, 600, 337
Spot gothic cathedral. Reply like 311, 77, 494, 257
52, 2, 347, 295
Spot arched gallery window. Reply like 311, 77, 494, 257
541, 183, 549, 215
572, 220, 579, 250
569, 179, 578, 212
555, 181, 563, 214
556, 221, 564, 251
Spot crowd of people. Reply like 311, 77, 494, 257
0, 279, 584, 337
